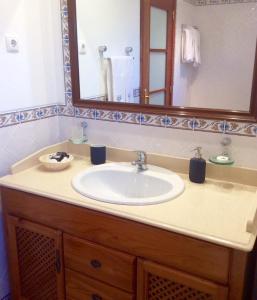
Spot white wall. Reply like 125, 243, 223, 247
0, 1, 66, 298
173, 1, 257, 111
76, 0, 140, 100
0, 0, 65, 112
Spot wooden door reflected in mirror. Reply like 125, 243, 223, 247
141, 0, 176, 106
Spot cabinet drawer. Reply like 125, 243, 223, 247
66, 268, 134, 300
64, 234, 136, 292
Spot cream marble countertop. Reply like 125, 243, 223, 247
1, 142, 257, 252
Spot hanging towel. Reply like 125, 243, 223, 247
181, 27, 195, 63
192, 28, 201, 67
181, 26, 201, 67
106, 56, 134, 103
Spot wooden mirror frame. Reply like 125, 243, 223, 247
67, 0, 257, 122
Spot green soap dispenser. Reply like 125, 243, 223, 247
189, 147, 206, 184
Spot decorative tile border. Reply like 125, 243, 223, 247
195, 0, 257, 5
0, 0, 256, 138
185, 0, 257, 5
184, 0, 197, 5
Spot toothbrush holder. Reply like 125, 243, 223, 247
90, 145, 106, 165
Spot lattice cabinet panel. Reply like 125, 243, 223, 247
137, 260, 228, 300
6, 215, 65, 300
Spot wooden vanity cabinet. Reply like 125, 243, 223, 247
1, 188, 255, 300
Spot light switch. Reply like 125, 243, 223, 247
5, 36, 19, 53
78, 40, 86, 55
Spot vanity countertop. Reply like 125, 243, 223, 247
0, 142, 257, 252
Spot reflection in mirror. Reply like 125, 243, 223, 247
76, 0, 140, 104
74, 0, 257, 114
173, 0, 257, 111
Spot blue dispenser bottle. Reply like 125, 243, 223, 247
189, 147, 206, 184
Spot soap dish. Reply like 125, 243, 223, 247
39, 152, 74, 171
69, 136, 88, 144
209, 155, 234, 165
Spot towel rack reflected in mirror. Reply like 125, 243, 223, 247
98, 45, 107, 55
125, 47, 133, 56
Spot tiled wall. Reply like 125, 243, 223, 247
0, 117, 61, 177
59, 116, 257, 169
0, 0, 256, 137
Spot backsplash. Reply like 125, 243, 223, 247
59, 116, 257, 169
0, 117, 61, 177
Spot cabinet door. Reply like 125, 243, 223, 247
6, 215, 65, 300
137, 259, 228, 300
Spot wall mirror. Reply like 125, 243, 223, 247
68, 0, 257, 121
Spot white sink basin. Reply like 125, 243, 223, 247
72, 163, 185, 205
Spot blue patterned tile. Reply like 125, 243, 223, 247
192, 119, 226, 133
226, 122, 257, 136
58, 105, 74, 117
60, 0, 68, 11
63, 44, 71, 67
40, 106, 58, 118
166, 117, 192, 130
19, 109, 37, 123
64, 74, 72, 95
0, 112, 20, 127
82, 109, 98, 119
97, 111, 119, 122
193, 119, 210, 131
140, 114, 164, 127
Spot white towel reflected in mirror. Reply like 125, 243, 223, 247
106, 56, 135, 103
182, 26, 201, 67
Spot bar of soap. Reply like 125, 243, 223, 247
49, 152, 70, 162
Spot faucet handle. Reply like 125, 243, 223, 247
134, 150, 147, 162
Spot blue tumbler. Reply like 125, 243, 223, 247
90, 145, 106, 165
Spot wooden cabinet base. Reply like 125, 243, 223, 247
1, 188, 256, 300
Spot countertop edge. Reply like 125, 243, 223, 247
0, 180, 255, 253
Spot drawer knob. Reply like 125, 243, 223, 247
92, 294, 102, 300
90, 259, 102, 269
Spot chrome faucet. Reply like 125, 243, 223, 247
132, 151, 148, 172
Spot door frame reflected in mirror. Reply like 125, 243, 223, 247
67, 0, 257, 122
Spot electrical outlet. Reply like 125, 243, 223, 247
5, 36, 19, 53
